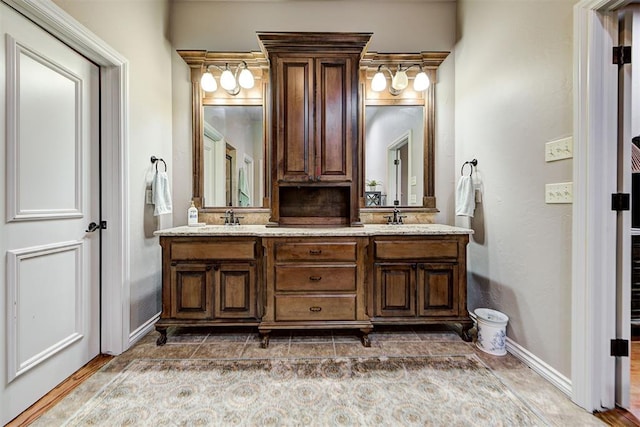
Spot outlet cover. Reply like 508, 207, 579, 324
545, 182, 573, 204
545, 137, 573, 162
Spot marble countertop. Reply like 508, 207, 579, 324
154, 224, 473, 237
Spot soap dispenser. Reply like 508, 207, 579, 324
187, 200, 198, 226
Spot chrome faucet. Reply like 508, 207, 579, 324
221, 209, 243, 226
385, 207, 406, 225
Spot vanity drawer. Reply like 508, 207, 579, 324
275, 265, 356, 292
171, 240, 255, 261
374, 240, 458, 260
274, 242, 357, 262
275, 295, 356, 321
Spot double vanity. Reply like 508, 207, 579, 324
155, 224, 472, 347
157, 32, 473, 347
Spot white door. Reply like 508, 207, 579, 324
0, 3, 100, 423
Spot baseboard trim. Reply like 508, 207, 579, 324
129, 313, 160, 346
506, 337, 572, 397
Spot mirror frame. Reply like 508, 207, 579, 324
359, 52, 449, 211
178, 50, 270, 212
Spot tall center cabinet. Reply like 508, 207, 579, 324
258, 32, 372, 227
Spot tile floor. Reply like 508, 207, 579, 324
35, 325, 603, 426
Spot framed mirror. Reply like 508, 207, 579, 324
360, 52, 449, 210
178, 50, 270, 212
365, 105, 424, 207
203, 105, 263, 208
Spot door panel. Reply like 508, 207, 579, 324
316, 57, 351, 180
374, 263, 416, 317
0, 3, 100, 422
417, 263, 458, 317
171, 264, 214, 319
215, 263, 256, 318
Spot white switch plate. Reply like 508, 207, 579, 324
545, 182, 573, 204
545, 137, 573, 162
410, 176, 417, 186
146, 189, 153, 204
410, 194, 417, 204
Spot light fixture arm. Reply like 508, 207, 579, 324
200, 61, 254, 95
371, 63, 429, 96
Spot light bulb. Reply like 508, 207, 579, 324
391, 70, 408, 91
413, 71, 430, 91
220, 68, 236, 91
200, 71, 217, 92
238, 68, 254, 89
371, 71, 386, 92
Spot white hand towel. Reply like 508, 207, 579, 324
455, 175, 475, 217
152, 170, 172, 216
238, 167, 250, 207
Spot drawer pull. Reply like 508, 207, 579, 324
309, 249, 322, 255
309, 306, 322, 312
309, 276, 322, 281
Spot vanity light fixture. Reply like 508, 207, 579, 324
200, 62, 255, 95
371, 64, 430, 95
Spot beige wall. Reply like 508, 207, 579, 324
456, 0, 575, 377
52, 0, 174, 334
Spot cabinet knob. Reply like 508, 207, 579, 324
309, 276, 322, 281
309, 306, 322, 312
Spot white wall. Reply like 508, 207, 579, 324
169, 0, 457, 222
456, 0, 575, 377
52, 0, 174, 335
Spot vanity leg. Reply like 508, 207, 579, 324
156, 326, 168, 346
360, 328, 372, 347
459, 322, 474, 342
260, 331, 270, 349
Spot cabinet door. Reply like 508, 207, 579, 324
374, 263, 416, 317
314, 56, 353, 182
417, 263, 459, 317
170, 263, 213, 319
275, 56, 314, 183
214, 263, 256, 319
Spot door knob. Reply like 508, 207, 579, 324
86, 222, 100, 232
86, 221, 107, 233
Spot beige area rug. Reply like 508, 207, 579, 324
63, 355, 546, 426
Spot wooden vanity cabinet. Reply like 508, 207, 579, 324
371, 235, 472, 339
274, 54, 355, 184
155, 236, 260, 345
259, 236, 372, 347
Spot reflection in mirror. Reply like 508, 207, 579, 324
365, 106, 424, 207
203, 105, 264, 208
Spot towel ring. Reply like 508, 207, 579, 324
460, 159, 477, 176
151, 156, 167, 172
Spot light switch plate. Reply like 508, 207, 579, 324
545, 182, 573, 204
410, 194, 417, 204
411, 176, 417, 186
545, 137, 573, 162
146, 189, 153, 204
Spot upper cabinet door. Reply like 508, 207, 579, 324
315, 56, 353, 182
276, 56, 314, 183
275, 54, 355, 184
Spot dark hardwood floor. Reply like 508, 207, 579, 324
5, 354, 113, 427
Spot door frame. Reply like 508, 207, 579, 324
573, 0, 632, 412
3, 0, 130, 355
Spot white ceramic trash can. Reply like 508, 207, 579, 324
474, 308, 509, 356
